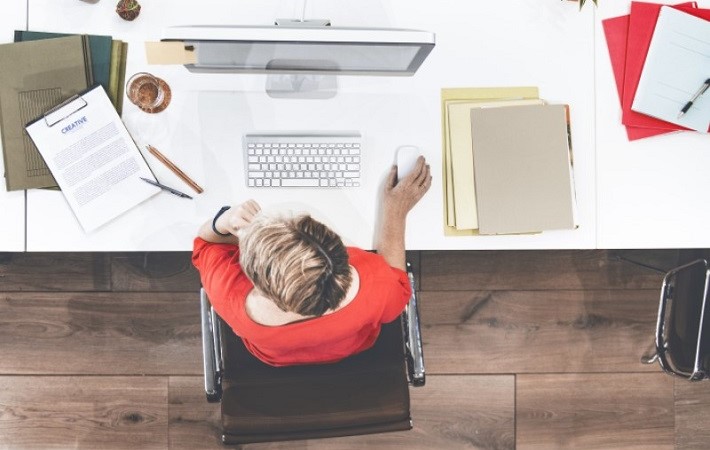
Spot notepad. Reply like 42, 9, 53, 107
632, 6, 710, 132
470, 104, 576, 235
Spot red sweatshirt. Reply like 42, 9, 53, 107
192, 238, 411, 366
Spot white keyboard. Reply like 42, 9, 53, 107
244, 132, 361, 188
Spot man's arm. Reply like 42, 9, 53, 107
197, 200, 261, 244
375, 157, 431, 271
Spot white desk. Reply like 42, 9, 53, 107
0, 1, 27, 252
22, 0, 597, 251
596, 0, 710, 249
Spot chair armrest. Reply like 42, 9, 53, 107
654, 259, 709, 381
200, 288, 223, 402
403, 263, 425, 387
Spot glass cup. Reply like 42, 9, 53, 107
126, 72, 165, 110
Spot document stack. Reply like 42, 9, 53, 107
603, 1, 710, 140
441, 87, 577, 236
0, 32, 127, 191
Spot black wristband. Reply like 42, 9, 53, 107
212, 206, 232, 237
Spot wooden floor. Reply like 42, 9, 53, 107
1, 249, 709, 449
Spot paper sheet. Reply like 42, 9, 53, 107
632, 6, 710, 132
25, 86, 159, 232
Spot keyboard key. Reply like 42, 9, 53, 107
281, 179, 320, 187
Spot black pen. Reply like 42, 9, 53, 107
679, 78, 710, 118
140, 177, 193, 199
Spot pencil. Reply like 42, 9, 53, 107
146, 145, 204, 194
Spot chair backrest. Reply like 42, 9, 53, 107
218, 316, 412, 444
655, 259, 710, 380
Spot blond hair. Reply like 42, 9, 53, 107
238, 214, 352, 316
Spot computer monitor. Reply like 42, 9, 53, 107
162, 24, 435, 98
162, 24, 435, 75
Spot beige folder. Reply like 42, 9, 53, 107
440, 87, 539, 236
0, 35, 92, 190
470, 104, 575, 235
447, 99, 544, 230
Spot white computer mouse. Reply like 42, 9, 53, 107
396, 145, 421, 180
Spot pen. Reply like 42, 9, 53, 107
679, 78, 710, 118
146, 145, 204, 194
140, 177, 193, 199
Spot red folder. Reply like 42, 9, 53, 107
622, 2, 710, 131
602, 14, 673, 140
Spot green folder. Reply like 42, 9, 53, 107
14, 30, 111, 96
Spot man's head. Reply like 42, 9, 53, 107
238, 214, 352, 316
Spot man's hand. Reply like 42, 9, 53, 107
383, 156, 432, 220
215, 200, 261, 236
376, 156, 431, 271
198, 199, 261, 244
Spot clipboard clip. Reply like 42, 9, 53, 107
43, 94, 89, 127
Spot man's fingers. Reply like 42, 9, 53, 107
386, 165, 397, 189
244, 199, 261, 215
411, 159, 428, 186
399, 156, 425, 187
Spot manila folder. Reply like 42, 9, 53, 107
0, 35, 91, 190
471, 104, 575, 235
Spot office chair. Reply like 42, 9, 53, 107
642, 259, 710, 381
200, 264, 426, 445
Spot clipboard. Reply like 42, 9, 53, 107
42, 93, 89, 127
24, 84, 160, 232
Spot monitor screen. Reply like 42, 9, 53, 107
163, 25, 435, 76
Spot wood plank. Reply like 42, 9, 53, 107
111, 252, 200, 292
419, 289, 659, 373
168, 375, 514, 450
0, 292, 201, 375
0, 376, 168, 449
517, 373, 674, 450
0, 252, 110, 291
675, 379, 710, 450
420, 250, 679, 291
169, 376, 223, 449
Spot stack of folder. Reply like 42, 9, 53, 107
603, 1, 710, 140
0, 32, 127, 191
441, 87, 577, 236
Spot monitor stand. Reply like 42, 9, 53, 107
266, 18, 337, 99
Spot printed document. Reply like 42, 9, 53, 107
632, 6, 710, 132
26, 85, 159, 232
